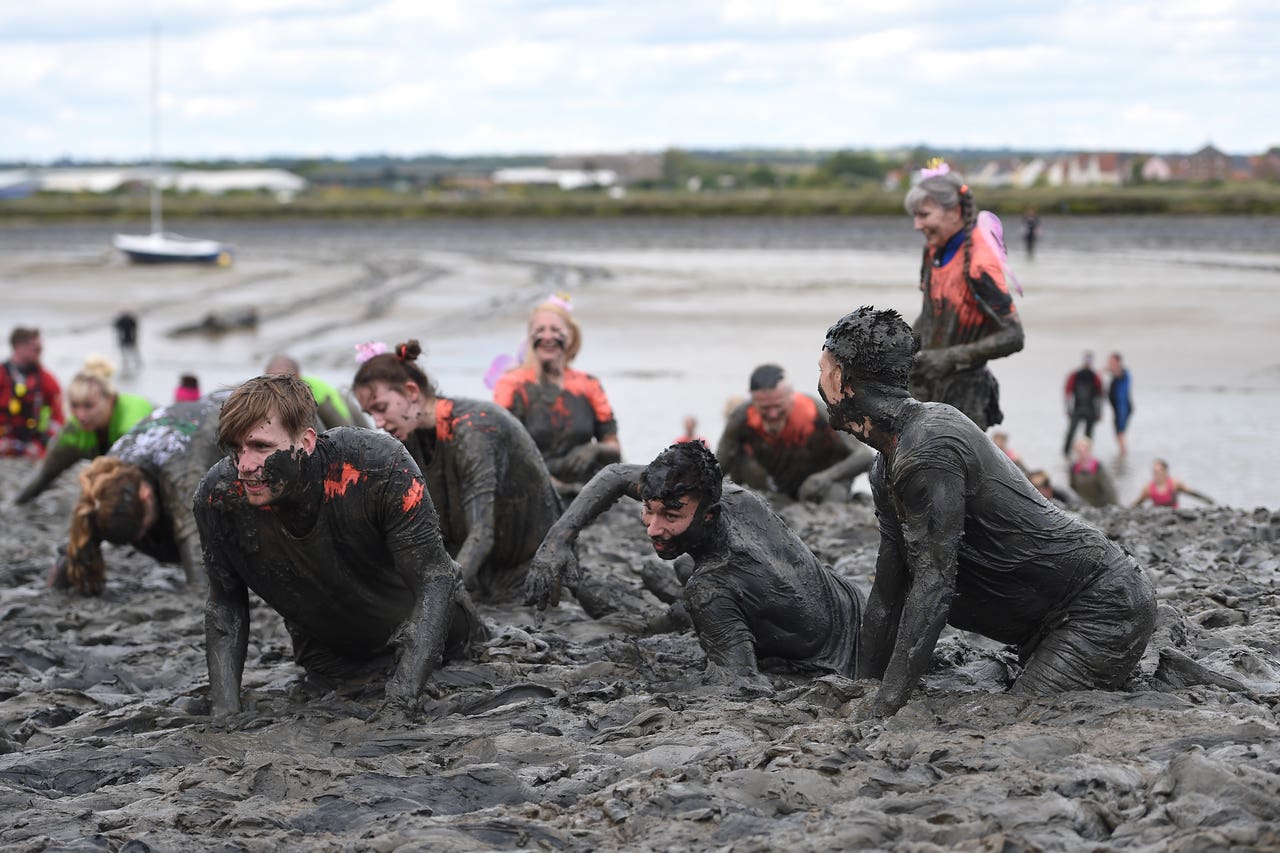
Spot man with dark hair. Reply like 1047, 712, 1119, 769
716, 363, 872, 501
1, 326, 63, 459
194, 374, 484, 719
525, 441, 862, 691
819, 306, 1155, 718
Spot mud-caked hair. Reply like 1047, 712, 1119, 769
641, 441, 723, 510
66, 457, 148, 595
823, 306, 919, 392
352, 339, 438, 398
218, 374, 317, 449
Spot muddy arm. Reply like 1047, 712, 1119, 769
381, 469, 460, 710
685, 580, 771, 693
914, 316, 1025, 381
15, 441, 85, 504
799, 438, 876, 500
200, 529, 250, 716
870, 469, 964, 717
524, 462, 645, 609
452, 432, 500, 590
857, 535, 908, 680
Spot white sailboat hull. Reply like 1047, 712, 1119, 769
113, 231, 232, 265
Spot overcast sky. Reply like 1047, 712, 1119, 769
4, 0, 1276, 163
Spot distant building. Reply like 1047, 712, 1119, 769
162, 169, 307, 201
1141, 156, 1173, 182
492, 167, 617, 190
547, 153, 662, 185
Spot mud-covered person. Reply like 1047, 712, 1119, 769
492, 295, 621, 493
716, 364, 873, 503
49, 397, 223, 595
905, 164, 1024, 429
818, 307, 1155, 718
194, 374, 485, 720
526, 440, 863, 694
352, 339, 562, 601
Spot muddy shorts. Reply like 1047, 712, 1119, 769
1013, 556, 1157, 695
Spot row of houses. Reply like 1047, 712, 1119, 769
938, 145, 1280, 189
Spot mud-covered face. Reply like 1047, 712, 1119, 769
912, 199, 964, 252
70, 386, 113, 431
356, 381, 422, 441
751, 385, 794, 434
529, 309, 572, 367
640, 495, 704, 559
230, 416, 316, 507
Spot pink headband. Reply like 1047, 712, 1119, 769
354, 341, 388, 364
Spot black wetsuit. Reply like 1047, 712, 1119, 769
685, 484, 862, 678
195, 428, 482, 704
405, 397, 562, 600
866, 403, 1154, 698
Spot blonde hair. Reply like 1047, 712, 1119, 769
66, 457, 147, 595
68, 354, 118, 403
521, 298, 582, 369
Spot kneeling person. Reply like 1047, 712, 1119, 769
195, 374, 484, 717
819, 307, 1156, 718
526, 441, 862, 689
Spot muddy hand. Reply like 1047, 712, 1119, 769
912, 348, 956, 382
524, 539, 580, 610
560, 443, 600, 481
797, 471, 833, 503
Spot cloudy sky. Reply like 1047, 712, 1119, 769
4, 0, 1276, 163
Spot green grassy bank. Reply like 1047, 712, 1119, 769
4, 183, 1280, 223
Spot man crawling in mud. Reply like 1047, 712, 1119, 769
818, 307, 1156, 718
194, 374, 485, 719
525, 440, 862, 692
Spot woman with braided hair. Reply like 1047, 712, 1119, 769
50, 399, 222, 595
904, 163, 1025, 430
353, 339, 562, 601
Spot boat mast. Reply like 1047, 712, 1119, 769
149, 24, 163, 235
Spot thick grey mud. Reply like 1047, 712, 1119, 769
2, 458, 1279, 851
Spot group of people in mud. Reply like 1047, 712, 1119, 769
5, 165, 1169, 721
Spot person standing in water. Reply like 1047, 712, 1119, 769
352, 339, 562, 601
1063, 351, 1104, 457
1107, 352, 1134, 457
818, 306, 1154, 719
903, 163, 1024, 430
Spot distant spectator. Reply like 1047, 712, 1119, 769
1, 326, 63, 459
991, 430, 1028, 472
674, 415, 706, 447
113, 308, 142, 374
1107, 352, 1134, 457
1027, 469, 1078, 509
175, 374, 201, 402
1022, 208, 1041, 259
1063, 351, 1103, 457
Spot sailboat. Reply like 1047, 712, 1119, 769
113, 28, 232, 265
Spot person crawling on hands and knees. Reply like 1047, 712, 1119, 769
194, 374, 484, 722
526, 440, 862, 695
819, 306, 1155, 718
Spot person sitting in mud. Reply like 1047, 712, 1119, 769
264, 352, 360, 429
1133, 458, 1213, 509
352, 339, 562, 601
493, 294, 621, 493
1026, 469, 1078, 509
818, 306, 1155, 718
16, 355, 154, 504
904, 163, 1024, 429
195, 374, 485, 719
525, 440, 863, 693
49, 398, 223, 595
716, 363, 872, 502
1068, 436, 1118, 508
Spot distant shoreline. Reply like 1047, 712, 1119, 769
4, 183, 1280, 223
